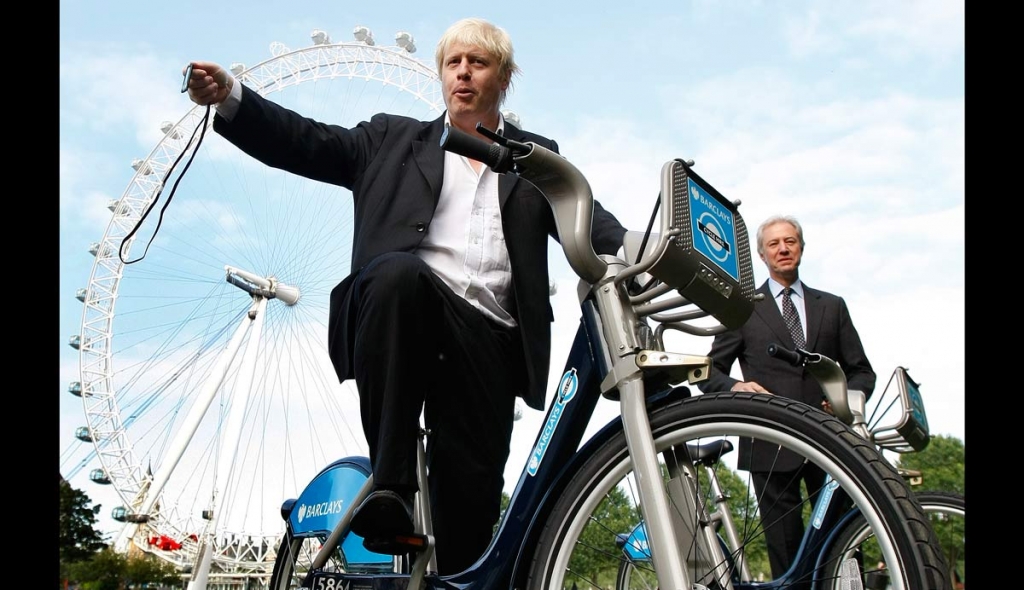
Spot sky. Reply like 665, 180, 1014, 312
59, 0, 965, 543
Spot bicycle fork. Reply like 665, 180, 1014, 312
593, 269, 731, 590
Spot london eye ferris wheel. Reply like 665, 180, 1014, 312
67, 24, 457, 580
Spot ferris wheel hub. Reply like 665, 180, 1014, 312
225, 265, 301, 305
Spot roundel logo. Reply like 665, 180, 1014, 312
557, 369, 578, 404
297, 504, 306, 523
697, 212, 730, 264
690, 186, 731, 265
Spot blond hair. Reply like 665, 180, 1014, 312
435, 18, 520, 105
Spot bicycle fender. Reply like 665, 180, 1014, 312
282, 455, 394, 569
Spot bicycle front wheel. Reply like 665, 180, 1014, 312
525, 391, 950, 590
821, 490, 964, 590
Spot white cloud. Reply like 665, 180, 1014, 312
781, 0, 965, 63
60, 52, 196, 148
60, 147, 121, 230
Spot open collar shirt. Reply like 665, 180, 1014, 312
416, 113, 516, 328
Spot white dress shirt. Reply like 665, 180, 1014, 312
416, 114, 515, 328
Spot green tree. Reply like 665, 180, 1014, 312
896, 434, 965, 585
570, 484, 638, 587
60, 476, 109, 583
495, 491, 511, 535
66, 547, 127, 590
896, 434, 965, 495
124, 551, 184, 588
67, 547, 183, 590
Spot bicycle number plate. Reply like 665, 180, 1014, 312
307, 572, 411, 589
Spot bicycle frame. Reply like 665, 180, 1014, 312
293, 299, 710, 588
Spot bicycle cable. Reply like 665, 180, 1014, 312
629, 188, 662, 295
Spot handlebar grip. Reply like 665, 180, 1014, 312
439, 124, 514, 173
767, 342, 803, 367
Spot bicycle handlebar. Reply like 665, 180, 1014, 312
439, 123, 518, 173
767, 342, 870, 438
766, 342, 805, 367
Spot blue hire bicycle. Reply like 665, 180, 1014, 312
266, 124, 951, 590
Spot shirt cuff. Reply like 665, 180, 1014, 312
214, 76, 243, 121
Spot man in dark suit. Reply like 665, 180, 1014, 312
697, 214, 875, 583
184, 18, 626, 574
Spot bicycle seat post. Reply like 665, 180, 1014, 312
408, 426, 437, 582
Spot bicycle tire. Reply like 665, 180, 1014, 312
525, 391, 950, 590
820, 490, 964, 590
268, 530, 337, 590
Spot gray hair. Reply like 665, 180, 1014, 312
756, 215, 805, 255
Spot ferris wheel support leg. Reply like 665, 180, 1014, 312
187, 539, 216, 590
129, 299, 259, 528
189, 296, 270, 590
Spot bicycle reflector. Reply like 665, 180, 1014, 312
645, 159, 757, 329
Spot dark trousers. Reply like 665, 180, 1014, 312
342, 252, 521, 574
751, 461, 827, 586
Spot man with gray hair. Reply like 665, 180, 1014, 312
184, 17, 626, 573
698, 214, 875, 585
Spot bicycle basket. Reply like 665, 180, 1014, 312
869, 366, 930, 453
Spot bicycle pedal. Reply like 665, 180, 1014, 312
363, 532, 431, 555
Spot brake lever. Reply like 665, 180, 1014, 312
475, 123, 505, 144
475, 123, 533, 153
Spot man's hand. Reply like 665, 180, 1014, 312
183, 61, 234, 106
730, 381, 771, 394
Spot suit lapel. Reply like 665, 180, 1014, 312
415, 116, 524, 208
754, 282, 795, 346
497, 124, 524, 208
412, 117, 447, 206
802, 284, 823, 351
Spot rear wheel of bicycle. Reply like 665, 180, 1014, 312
268, 531, 343, 590
268, 531, 406, 589
821, 490, 964, 590
525, 391, 950, 590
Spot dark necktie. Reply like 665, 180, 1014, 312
781, 287, 805, 349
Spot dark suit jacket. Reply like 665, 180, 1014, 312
213, 85, 627, 411
697, 280, 875, 471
